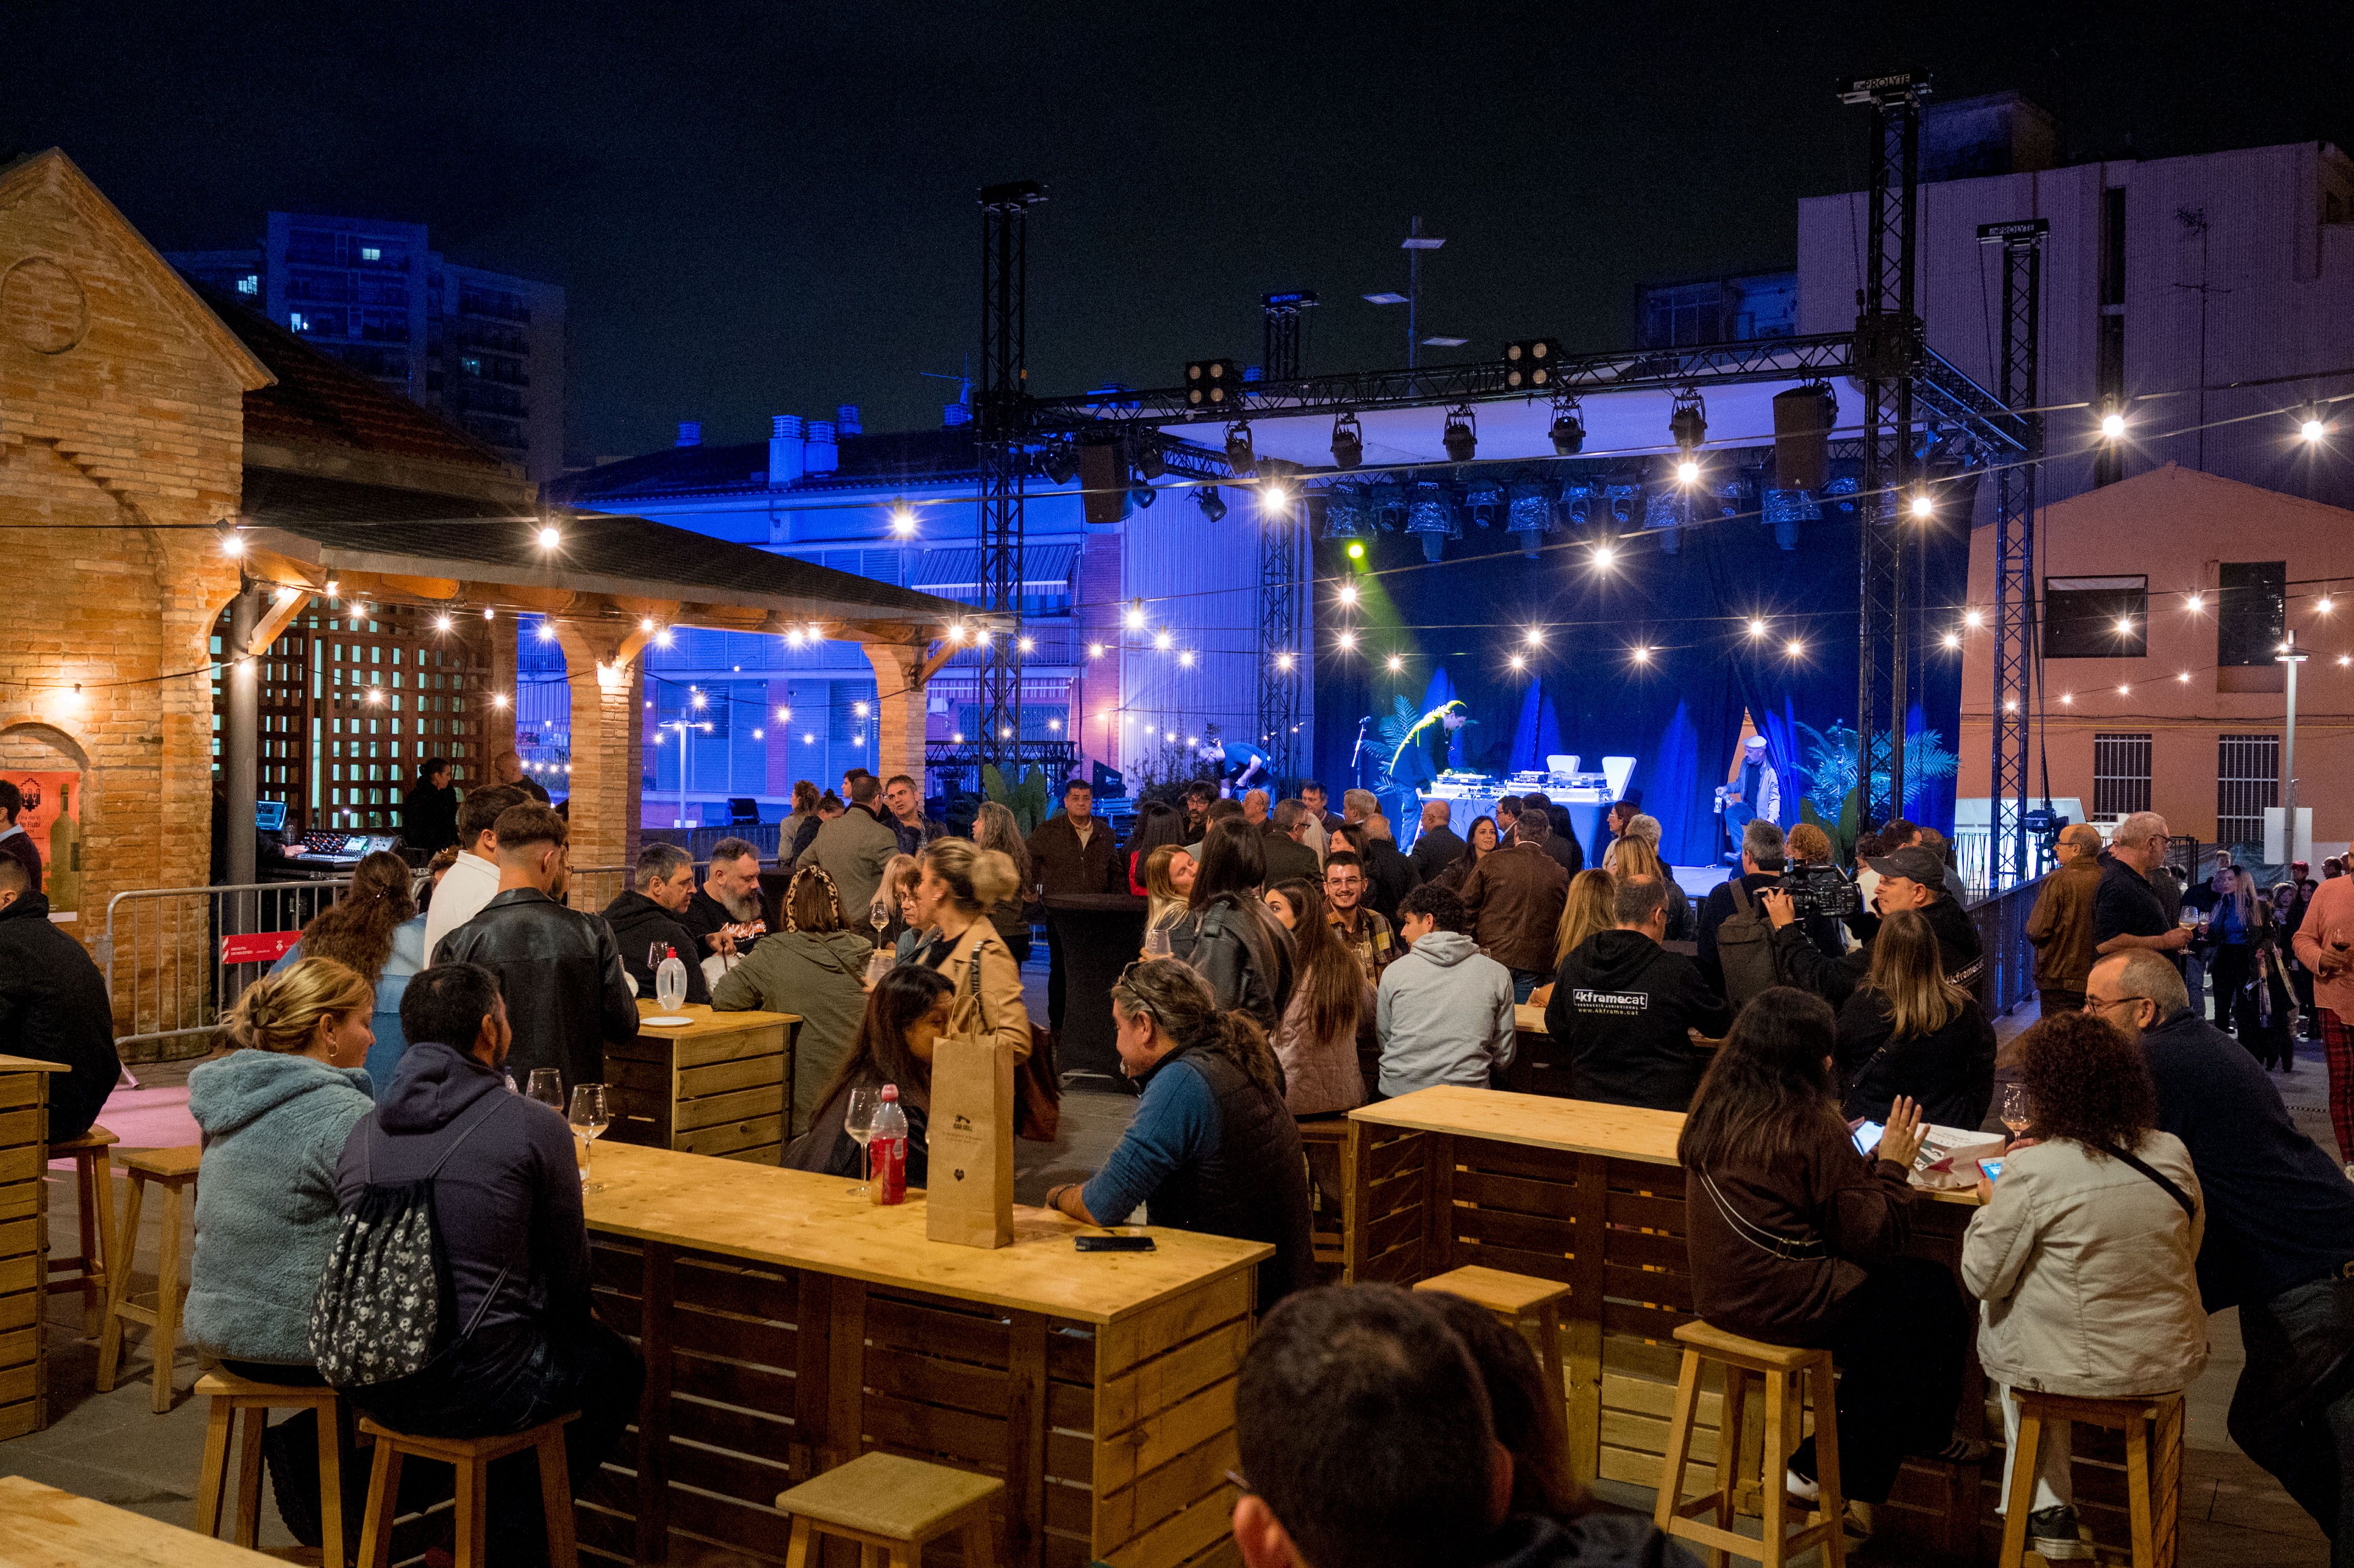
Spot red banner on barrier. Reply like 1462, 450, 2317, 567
220, 931, 302, 966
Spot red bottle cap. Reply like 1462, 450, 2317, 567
880, 1084, 899, 1101
665, 946, 676, 959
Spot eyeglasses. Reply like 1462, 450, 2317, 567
2082, 994, 2148, 1017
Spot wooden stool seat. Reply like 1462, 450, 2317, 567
194, 1371, 349, 1568
1417, 1266, 1574, 1500
1999, 1390, 2183, 1568
96, 1143, 200, 1413
356, 1412, 580, 1568
46, 1124, 118, 1338
775, 1452, 1003, 1567
1655, 1319, 1847, 1568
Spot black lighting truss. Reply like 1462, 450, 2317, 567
974, 179, 1044, 774
1257, 292, 1316, 781
1982, 218, 2048, 884
1841, 70, 1930, 828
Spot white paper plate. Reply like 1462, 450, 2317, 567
642, 1015, 695, 1027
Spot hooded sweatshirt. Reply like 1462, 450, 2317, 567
185, 1050, 375, 1365
1545, 930, 1733, 1112
1375, 931, 1518, 1096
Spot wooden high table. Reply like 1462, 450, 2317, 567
608, 1002, 799, 1164
0, 1057, 68, 1440
579, 1142, 1269, 1568
1347, 1085, 1985, 1559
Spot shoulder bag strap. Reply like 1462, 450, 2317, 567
1697, 1171, 1826, 1261
426, 1092, 513, 1180
2102, 1142, 2199, 1220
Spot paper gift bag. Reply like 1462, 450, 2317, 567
925, 1031, 1015, 1249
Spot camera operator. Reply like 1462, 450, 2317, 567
1784, 822, 1854, 960
1761, 844, 1984, 1008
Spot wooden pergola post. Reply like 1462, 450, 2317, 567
553, 619, 648, 879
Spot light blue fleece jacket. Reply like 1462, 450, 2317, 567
1375, 930, 1518, 1097
184, 1049, 375, 1365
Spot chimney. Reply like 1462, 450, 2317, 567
804, 419, 840, 475
768, 414, 805, 486
835, 403, 863, 437
676, 420, 702, 447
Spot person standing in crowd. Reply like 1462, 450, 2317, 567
2285, 872, 2318, 1037
1340, 787, 1379, 829
1323, 851, 1398, 984
1409, 799, 1467, 884
903, 839, 1034, 1063
806, 774, 900, 926
970, 801, 1036, 963
1607, 823, 1693, 942
1436, 814, 1499, 894
335, 963, 643, 1566
1592, 798, 1637, 873
437, 803, 637, 1092
269, 850, 427, 1091
1548, 868, 1619, 978
1377, 884, 1517, 1097
2294, 868, 2354, 1167
399, 759, 460, 858
782, 788, 839, 874
680, 837, 768, 959
1182, 780, 1217, 840
2025, 824, 2105, 1016
2084, 950, 2354, 1554
1122, 800, 1188, 894
2094, 812, 2193, 966
1298, 780, 1345, 843
490, 748, 552, 806
422, 783, 527, 961
1261, 800, 1324, 888
1142, 846, 1195, 951
1046, 959, 1313, 1305
1356, 815, 1422, 924
1231, 1285, 1682, 1568
1028, 777, 1120, 1030
715, 868, 876, 1136
0, 781, 39, 893
1881, 818, 1971, 906
2235, 882, 2300, 1069
2206, 864, 2260, 1038
1240, 789, 1272, 832
785, 966, 952, 1181
1833, 907, 1996, 1129
599, 843, 711, 1006
1696, 819, 1788, 1004
879, 774, 945, 858
1167, 824, 1294, 1033
1264, 879, 1375, 1114
776, 781, 822, 874
1681, 988, 1982, 1533
1963, 1010, 2207, 1563
0, 856, 118, 1141
1460, 807, 1570, 1003
1493, 795, 1523, 848
1763, 843, 1985, 1004
1187, 799, 1246, 861
1520, 792, 1585, 877
1546, 876, 1731, 1112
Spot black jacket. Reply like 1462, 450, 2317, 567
400, 782, 459, 855
1359, 838, 1422, 925
1028, 811, 1121, 898
1167, 894, 1295, 1034
1134, 1044, 1315, 1308
1408, 824, 1466, 883
0, 893, 118, 1141
786, 1064, 931, 1184
682, 886, 768, 956
1834, 990, 1996, 1130
1544, 929, 1733, 1112
1772, 895, 1984, 1008
1476, 1514, 1691, 1568
1262, 832, 1323, 891
437, 890, 638, 1092
598, 891, 711, 1005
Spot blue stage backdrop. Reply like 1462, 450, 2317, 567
1310, 498, 1968, 867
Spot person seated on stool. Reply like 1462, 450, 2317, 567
1679, 987, 1985, 1539
1961, 1010, 2207, 1563
0, 855, 120, 1141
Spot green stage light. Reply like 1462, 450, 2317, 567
1346, 541, 1365, 559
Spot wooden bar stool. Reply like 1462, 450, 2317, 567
45, 1126, 117, 1338
1295, 1118, 1353, 1277
193, 1370, 349, 1568
1654, 1319, 1847, 1568
1999, 1391, 2183, 1568
356, 1411, 579, 1568
775, 1451, 1003, 1567
95, 1144, 201, 1413
1414, 1265, 1572, 1483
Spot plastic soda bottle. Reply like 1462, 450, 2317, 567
868, 1084, 909, 1206
656, 945, 689, 1013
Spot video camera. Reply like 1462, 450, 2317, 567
1772, 862, 1862, 920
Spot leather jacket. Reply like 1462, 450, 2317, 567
1167, 894, 1295, 1034
437, 889, 639, 1091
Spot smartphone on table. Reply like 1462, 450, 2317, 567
1075, 1233, 1156, 1253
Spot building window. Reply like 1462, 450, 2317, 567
2217, 561, 2287, 666
288, 311, 309, 333
237, 273, 258, 296
460, 355, 482, 376
2043, 576, 2148, 659
2217, 733, 2280, 850
360, 245, 382, 262
2091, 733, 2152, 819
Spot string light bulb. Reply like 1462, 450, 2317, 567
639, 617, 655, 633
1087, 642, 1104, 659
2321, 596, 2337, 615
1509, 654, 1527, 671
491, 693, 510, 710
1385, 654, 1404, 673
2178, 671, 2192, 683
2115, 617, 2134, 636
1337, 630, 1358, 651
481, 607, 494, 620
1154, 630, 1172, 650
2100, 408, 2127, 439
1942, 631, 1961, 649
1747, 618, 1767, 638
1179, 650, 1196, 668
1675, 459, 1699, 485
1785, 639, 1804, 658
536, 620, 556, 642
219, 528, 245, 557
1125, 599, 1146, 630
776, 706, 791, 722
434, 614, 454, 633
537, 526, 560, 550
1910, 491, 1934, 518
1276, 652, 1295, 672
1631, 646, 1652, 664
1593, 545, 1617, 571
1964, 610, 1984, 629
890, 506, 917, 537
2186, 593, 2205, 613
1018, 635, 1036, 653
2304, 415, 2329, 443
1338, 583, 1359, 607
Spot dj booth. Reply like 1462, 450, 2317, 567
1414, 754, 1636, 857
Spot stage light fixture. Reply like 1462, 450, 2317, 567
1346, 541, 1365, 559
2099, 405, 2127, 440
1549, 397, 1586, 456
1331, 412, 1364, 469
1136, 442, 1168, 480
890, 506, 917, 537
1385, 654, 1404, 673
1605, 484, 1637, 526
1186, 359, 1241, 408
1442, 405, 1477, 464
1042, 443, 1080, 485
1225, 423, 1257, 477
1406, 479, 1457, 562
1464, 480, 1504, 529
1196, 486, 1227, 523
537, 525, 561, 550
1502, 338, 1558, 390
1130, 484, 1156, 511
1669, 389, 1707, 454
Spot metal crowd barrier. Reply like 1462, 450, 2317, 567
98, 879, 352, 1059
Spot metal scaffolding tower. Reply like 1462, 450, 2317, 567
976, 179, 1044, 770
1258, 292, 1316, 782
1841, 71, 1930, 828
1982, 217, 2048, 884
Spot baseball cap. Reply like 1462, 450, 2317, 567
1862, 845, 1946, 885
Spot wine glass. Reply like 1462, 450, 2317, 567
569, 1083, 610, 1189
647, 941, 668, 974
1999, 1083, 2031, 1140
844, 1085, 883, 1196
1143, 921, 1172, 960
526, 1069, 565, 1112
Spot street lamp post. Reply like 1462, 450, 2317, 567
2280, 631, 2308, 861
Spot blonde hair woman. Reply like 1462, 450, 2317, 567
971, 801, 1037, 963
1608, 829, 1692, 942
188, 958, 378, 1380
1552, 868, 1619, 967
907, 838, 1033, 1062
1833, 906, 1995, 1128
1143, 844, 1196, 949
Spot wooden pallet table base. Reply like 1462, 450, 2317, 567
0, 1057, 70, 1439
609, 1002, 796, 1164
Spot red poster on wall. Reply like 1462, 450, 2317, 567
8, 771, 82, 917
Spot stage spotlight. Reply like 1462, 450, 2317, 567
1605, 483, 1637, 527
1464, 480, 1504, 529
1132, 485, 1156, 510
1136, 442, 1168, 480
1669, 389, 1707, 454
2099, 404, 2127, 440
1385, 654, 1404, 673
1186, 359, 1241, 408
1593, 544, 1617, 571
1503, 338, 1558, 390
1331, 412, 1364, 469
1676, 459, 1699, 486
1346, 540, 1365, 559
1747, 618, 1767, 638
1225, 423, 1257, 476
1442, 405, 1477, 464
1197, 486, 1228, 523
1406, 479, 1457, 562
1549, 397, 1586, 455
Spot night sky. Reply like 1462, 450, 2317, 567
9, 3, 2349, 464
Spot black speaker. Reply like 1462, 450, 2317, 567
1772, 385, 1835, 491
1077, 440, 1130, 524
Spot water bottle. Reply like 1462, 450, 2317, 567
656, 945, 689, 1013
868, 1084, 909, 1206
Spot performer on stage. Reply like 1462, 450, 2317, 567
1717, 734, 1781, 861
1211, 736, 1271, 798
